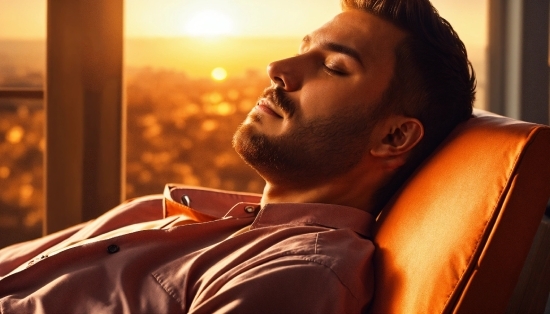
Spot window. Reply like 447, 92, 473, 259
0, 0, 496, 247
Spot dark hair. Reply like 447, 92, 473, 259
341, 0, 476, 212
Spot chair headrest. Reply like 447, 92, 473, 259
370, 109, 550, 313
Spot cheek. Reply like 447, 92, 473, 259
299, 85, 370, 119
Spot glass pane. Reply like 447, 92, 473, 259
124, 0, 488, 198
0, 0, 46, 248
0, 100, 44, 246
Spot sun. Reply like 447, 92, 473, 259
184, 10, 235, 37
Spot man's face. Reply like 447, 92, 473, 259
233, 9, 406, 186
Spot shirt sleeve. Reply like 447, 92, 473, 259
189, 256, 369, 314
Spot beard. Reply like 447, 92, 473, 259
232, 87, 378, 187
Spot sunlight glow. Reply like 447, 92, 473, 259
185, 10, 234, 37
211, 67, 228, 81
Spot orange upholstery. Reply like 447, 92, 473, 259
370, 109, 550, 313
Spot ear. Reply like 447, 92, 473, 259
370, 116, 424, 159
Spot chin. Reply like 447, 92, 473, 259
233, 123, 258, 161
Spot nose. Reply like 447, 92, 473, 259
267, 56, 303, 92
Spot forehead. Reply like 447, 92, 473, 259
310, 9, 406, 63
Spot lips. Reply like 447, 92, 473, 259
258, 87, 296, 118
256, 99, 283, 118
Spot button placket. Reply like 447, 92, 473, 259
26, 254, 49, 269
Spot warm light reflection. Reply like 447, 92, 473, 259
211, 67, 227, 81
184, 10, 234, 36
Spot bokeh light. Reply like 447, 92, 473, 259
211, 67, 227, 81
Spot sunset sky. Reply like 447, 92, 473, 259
0, 0, 487, 46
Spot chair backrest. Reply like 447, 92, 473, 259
370, 109, 550, 313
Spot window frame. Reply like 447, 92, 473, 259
44, 0, 124, 234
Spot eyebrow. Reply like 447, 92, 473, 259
302, 35, 364, 66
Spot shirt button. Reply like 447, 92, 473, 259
107, 244, 120, 254
180, 195, 191, 207
244, 206, 256, 213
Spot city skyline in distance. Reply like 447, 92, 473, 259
0, 35, 487, 109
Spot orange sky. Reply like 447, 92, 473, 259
0, 0, 486, 47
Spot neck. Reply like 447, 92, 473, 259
260, 165, 386, 215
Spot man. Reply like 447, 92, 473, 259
0, 0, 475, 312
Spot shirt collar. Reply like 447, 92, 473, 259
163, 184, 374, 238
163, 184, 262, 219
252, 202, 374, 238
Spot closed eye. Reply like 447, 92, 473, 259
323, 64, 347, 76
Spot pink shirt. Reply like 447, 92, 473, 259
0, 185, 375, 313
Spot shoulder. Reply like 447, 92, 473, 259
191, 249, 373, 313
313, 229, 375, 300
193, 228, 374, 313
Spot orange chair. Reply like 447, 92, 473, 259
370, 109, 550, 313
